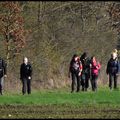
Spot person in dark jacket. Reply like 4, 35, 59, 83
106, 53, 120, 90
0, 57, 7, 95
20, 57, 32, 95
80, 52, 91, 91
68, 54, 83, 93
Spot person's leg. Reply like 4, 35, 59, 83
27, 78, 31, 94
76, 74, 80, 92
71, 72, 76, 93
0, 78, 2, 95
109, 74, 113, 90
22, 78, 27, 95
94, 75, 98, 91
114, 74, 118, 89
0, 77, 4, 95
84, 74, 87, 91
91, 75, 95, 91
81, 73, 85, 91
90, 78, 92, 90
85, 74, 89, 91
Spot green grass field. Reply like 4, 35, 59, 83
0, 86, 120, 118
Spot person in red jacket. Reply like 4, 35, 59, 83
68, 54, 83, 93
90, 56, 101, 91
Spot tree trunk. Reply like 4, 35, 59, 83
81, 4, 84, 32
6, 43, 10, 65
35, 1, 43, 55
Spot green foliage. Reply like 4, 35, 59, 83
0, 1, 120, 90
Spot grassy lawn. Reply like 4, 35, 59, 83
0, 86, 120, 118
1, 86, 120, 105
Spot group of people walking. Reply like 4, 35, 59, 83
69, 49, 120, 93
0, 57, 32, 95
69, 52, 101, 92
0, 49, 119, 95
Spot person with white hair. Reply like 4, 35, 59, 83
20, 57, 32, 95
112, 49, 118, 59
106, 52, 120, 90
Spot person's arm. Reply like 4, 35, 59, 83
2, 60, 7, 76
78, 61, 83, 76
20, 64, 23, 80
117, 60, 120, 74
28, 64, 32, 79
97, 62, 101, 70
80, 62, 83, 72
29, 64, 32, 77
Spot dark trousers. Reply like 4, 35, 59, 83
109, 73, 118, 89
91, 74, 98, 91
22, 78, 31, 94
0, 77, 4, 95
71, 72, 80, 92
81, 73, 90, 91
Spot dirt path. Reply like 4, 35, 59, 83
0, 104, 120, 118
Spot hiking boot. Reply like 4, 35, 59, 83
82, 88, 84, 91
110, 87, 112, 91
85, 88, 87, 91
95, 88, 97, 92
71, 90, 74, 93
76, 90, 80, 92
